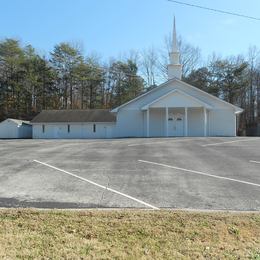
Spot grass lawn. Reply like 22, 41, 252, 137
0, 209, 259, 259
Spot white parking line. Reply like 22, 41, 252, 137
128, 138, 199, 147
250, 160, 260, 164
201, 138, 259, 147
138, 159, 260, 188
33, 159, 159, 210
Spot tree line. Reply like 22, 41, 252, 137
0, 38, 259, 133
184, 50, 260, 134
0, 39, 144, 121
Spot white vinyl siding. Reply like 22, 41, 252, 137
0, 119, 32, 139
33, 122, 116, 139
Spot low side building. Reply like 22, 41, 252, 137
0, 119, 32, 139
31, 109, 116, 139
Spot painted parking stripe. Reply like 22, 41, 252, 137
201, 138, 259, 147
250, 160, 260, 164
45, 140, 129, 146
138, 159, 260, 188
33, 160, 159, 210
128, 138, 200, 147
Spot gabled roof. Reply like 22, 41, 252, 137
1, 118, 31, 125
141, 89, 213, 110
111, 78, 243, 113
174, 78, 243, 113
31, 109, 116, 123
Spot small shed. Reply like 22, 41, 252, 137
0, 119, 32, 139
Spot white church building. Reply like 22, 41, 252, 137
31, 20, 243, 139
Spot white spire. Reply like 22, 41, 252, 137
168, 16, 182, 80
172, 16, 178, 52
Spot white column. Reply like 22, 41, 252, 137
185, 107, 188, 137
147, 108, 150, 137
165, 107, 169, 137
204, 107, 207, 137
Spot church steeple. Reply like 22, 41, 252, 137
168, 17, 182, 80
172, 16, 178, 53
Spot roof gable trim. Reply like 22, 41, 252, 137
111, 79, 173, 112
174, 78, 243, 113
111, 78, 243, 113
141, 89, 213, 110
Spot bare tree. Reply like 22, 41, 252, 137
159, 34, 201, 79
140, 47, 159, 87
256, 63, 260, 120
118, 49, 140, 65
247, 46, 260, 123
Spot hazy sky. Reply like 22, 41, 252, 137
1, 0, 260, 61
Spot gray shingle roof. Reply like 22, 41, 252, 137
31, 110, 116, 123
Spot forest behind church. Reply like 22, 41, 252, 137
0, 36, 259, 134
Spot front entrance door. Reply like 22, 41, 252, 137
168, 113, 184, 137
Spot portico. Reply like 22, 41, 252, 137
145, 106, 209, 137
143, 89, 212, 137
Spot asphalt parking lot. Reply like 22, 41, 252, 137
0, 137, 259, 211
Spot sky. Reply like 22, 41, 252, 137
1, 0, 260, 62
